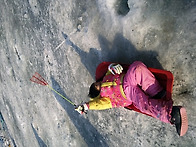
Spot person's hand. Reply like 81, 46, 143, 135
75, 103, 89, 114
108, 63, 123, 75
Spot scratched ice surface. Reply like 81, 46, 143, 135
0, 0, 196, 146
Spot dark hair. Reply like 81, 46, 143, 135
88, 83, 100, 98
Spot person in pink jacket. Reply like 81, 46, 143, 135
75, 61, 188, 136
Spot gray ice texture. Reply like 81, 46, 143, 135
0, 0, 196, 147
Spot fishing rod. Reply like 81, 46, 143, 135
30, 72, 75, 106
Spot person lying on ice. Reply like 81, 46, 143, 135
75, 61, 188, 136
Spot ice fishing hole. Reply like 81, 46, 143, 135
115, 0, 130, 16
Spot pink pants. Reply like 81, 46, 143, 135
123, 61, 173, 123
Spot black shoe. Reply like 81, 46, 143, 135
152, 89, 166, 99
170, 106, 188, 136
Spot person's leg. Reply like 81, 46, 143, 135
128, 85, 173, 123
124, 61, 163, 97
124, 83, 187, 135
123, 61, 173, 123
123, 61, 188, 135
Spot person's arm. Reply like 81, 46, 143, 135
75, 96, 112, 114
88, 96, 112, 110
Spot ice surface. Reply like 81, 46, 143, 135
0, 0, 196, 146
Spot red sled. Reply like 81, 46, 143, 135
95, 62, 174, 117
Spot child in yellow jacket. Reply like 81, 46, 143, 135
75, 61, 188, 136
